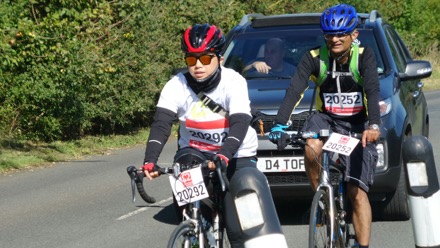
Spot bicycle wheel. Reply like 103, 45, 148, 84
167, 221, 200, 248
308, 189, 332, 248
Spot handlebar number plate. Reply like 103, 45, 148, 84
169, 167, 209, 206
323, 133, 360, 156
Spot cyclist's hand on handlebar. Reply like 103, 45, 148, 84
141, 162, 160, 180
268, 123, 289, 151
210, 154, 228, 171
362, 128, 381, 147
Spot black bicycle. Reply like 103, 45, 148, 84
127, 161, 230, 248
288, 129, 360, 248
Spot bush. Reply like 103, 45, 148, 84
0, 0, 438, 141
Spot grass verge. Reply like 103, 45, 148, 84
420, 54, 440, 91
0, 129, 151, 174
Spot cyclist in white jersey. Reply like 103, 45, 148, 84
140, 23, 285, 248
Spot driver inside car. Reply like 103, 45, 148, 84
242, 38, 296, 77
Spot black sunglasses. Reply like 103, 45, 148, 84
324, 33, 350, 40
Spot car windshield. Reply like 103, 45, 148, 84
223, 28, 385, 78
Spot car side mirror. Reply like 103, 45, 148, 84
398, 60, 432, 81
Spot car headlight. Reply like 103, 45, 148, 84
379, 97, 392, 116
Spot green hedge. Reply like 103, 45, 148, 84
0, 0, 438, 141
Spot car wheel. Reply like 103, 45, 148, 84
380, 164, 410, 221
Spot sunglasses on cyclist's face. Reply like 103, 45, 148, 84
324, 33, 351, 41
185, 54, 216, 66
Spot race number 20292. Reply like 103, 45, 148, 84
175, 184, 207, 204
169, 167, 209, 206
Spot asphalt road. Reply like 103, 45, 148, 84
1, 90, 439, 248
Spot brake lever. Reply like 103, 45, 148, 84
216, 166, 229, 192
127, 166, 138, 203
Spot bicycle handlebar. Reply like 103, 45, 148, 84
287, 130, 363, 147
126, 165, 156, 203
126, 161, 229, 204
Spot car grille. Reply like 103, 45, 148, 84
265, 171, 339, 185
256, 111, 315, 133
255, 110, 341, 187
266, 172, 309, 184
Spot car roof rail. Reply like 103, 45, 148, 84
238, 13, 265, 26
369, 10, 381, 22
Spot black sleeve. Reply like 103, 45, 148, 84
143, 107, 177, 163
275, 52, 318, 124
360, 47, 381, 125
218, 113, 252, 160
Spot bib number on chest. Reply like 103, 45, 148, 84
323, 92, 363, 116
185, 101, 229, 152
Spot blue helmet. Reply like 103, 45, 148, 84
320, 4, 358, 34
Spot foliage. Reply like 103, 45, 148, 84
0, 0, 439, 142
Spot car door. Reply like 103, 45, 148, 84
384, 26, 427, 136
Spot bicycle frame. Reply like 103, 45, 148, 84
288, 130, 358, 248
179, 174, 226, 248
182, 201, 210, 248
127, 162, 229, 248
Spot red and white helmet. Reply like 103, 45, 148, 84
181, 24, 225, 54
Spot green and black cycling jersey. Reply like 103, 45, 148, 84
275, 45, 381, 126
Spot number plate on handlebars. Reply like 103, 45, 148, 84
323, 133, 360, 156
169, 167, 209, 206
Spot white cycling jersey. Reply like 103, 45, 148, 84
157, 66, 257, 158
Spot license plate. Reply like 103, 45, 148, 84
257, 157, 305, 173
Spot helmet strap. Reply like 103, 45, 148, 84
335, 46, 351, 62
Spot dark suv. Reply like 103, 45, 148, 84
222, 11, 432, 221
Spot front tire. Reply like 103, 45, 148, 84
309, 189, 333, 248
380, 165, 410, 221
167, 222, 198, 248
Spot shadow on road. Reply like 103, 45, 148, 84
152, 203, 180, 225
150, 199, 313, 226
146, 197, 318, 229
274, 198, 311, 226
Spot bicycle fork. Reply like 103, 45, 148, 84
182, 203, 209, 248
317, 152, 339, 248
201, 197, 223, 248
334, 163, 357, 248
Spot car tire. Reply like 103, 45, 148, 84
380, 165, 410, 221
